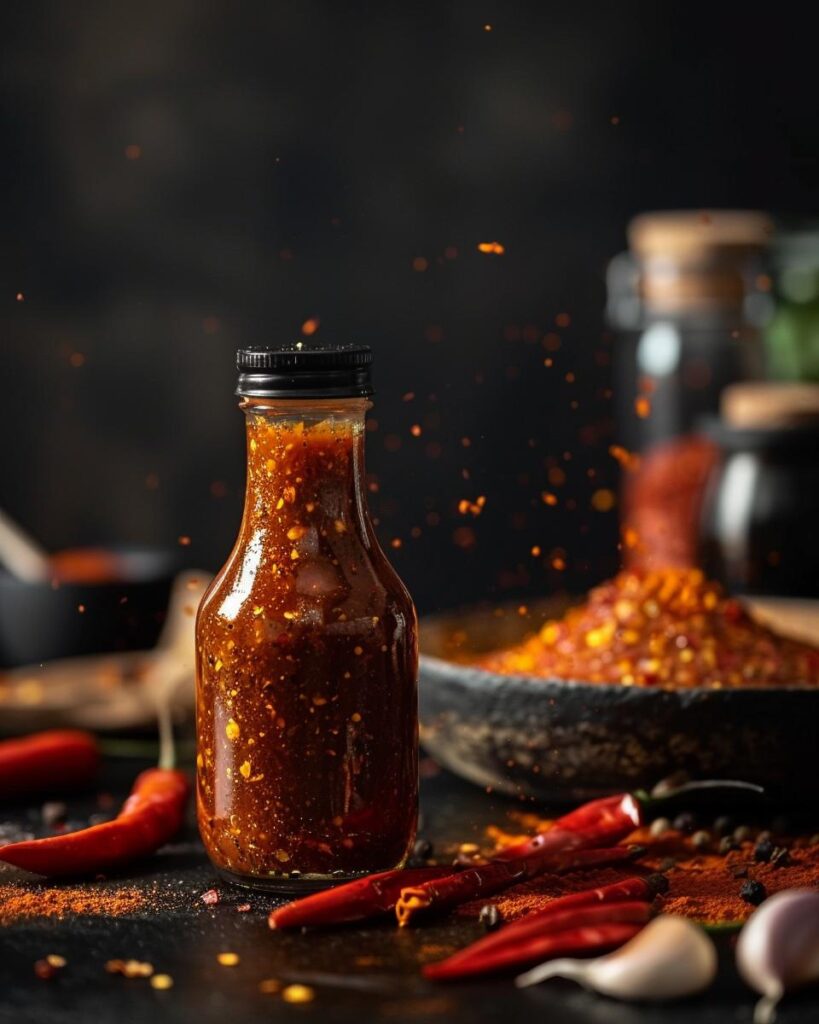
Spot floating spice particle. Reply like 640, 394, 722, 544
541, 492, 558, 506
634, 396, 651, 418
591, 488, 616, 512
77, 604, 86, 614
217, 952, 240, 967
236, 903, 251, 912
150, 974, 173, 990
239, 761, 251, 779
275, 849, 291, 863
178, 536, 192, 546
225, 719, 240, 741
201, 889, 220, 905
282, 984, 315, 1004
301, 318, 320, 336
477, 241, 505, 255
530, 546, 541, 557
410, 424, 422, 437
253, 606, 264, 616
353, 646, 363, 655
46, 954, 67, 968
351, 712, 362, 722
34, 959, 57, 979
259, 978, 282, 994
290, 548, 299, 560
106, 960, 154, 978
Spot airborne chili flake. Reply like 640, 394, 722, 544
476, 569, 819, 688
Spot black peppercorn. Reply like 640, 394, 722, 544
479, 904, 501, 930
713, 815, 735, 838
718, 836, 738, 855
753, 837, 775, 862
740, 880, 766, 905
647, 873, 670, 896
411, 838, 433, 862
673, 812, 697, 835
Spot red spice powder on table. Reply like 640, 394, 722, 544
0, 884, 147, 925
457, 819, 819, 925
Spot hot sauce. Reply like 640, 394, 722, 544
196, 346, 418, 889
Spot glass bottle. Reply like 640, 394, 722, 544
196, 345, 418, 891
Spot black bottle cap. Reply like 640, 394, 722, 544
236, 344, 374, 399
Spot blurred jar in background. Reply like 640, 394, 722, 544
766, 229, 819, 381
607, 210, 774, 569
700, 382, 819, 598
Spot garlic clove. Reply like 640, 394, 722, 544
736, 888, 819, 1024
516, 915, 717, 1001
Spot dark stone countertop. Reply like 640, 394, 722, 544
1, 758, 818, 1024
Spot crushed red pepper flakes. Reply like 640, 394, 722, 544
476, 568, 819, 689
200, 888, 220, 905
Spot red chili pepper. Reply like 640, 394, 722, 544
269, 866, 453, 929
0, 730, 99, 799
424, 876, 655, 980
496, 793, 643, 862
425, 910, 650, 979
0, 767, 188, 877
395, 845, 640, 926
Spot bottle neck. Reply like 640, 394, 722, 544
239, 397, 372, 543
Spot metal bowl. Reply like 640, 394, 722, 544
419, 598, 819, 804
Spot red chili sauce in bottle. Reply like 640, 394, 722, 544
196, 346, 418, 890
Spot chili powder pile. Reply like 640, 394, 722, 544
461, 819, 819, 926
0, 884, 146, 925
477, 568, 819, 688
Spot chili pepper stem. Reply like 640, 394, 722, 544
640, 779, 765, 814
156, 690, 175, 771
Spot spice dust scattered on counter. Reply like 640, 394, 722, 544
459, 817, 819, 925
0, 884, 147, 924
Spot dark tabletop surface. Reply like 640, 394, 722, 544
1, 757, 818, 1024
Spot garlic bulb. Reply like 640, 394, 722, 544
515, 915, 717, 1001
736, 888, 819, 1024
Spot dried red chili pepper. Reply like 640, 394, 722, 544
424, 876, 656, 980
497, 780, 763, 863
0, 768, 188, 877
396, 845, 640, 926
495, 793, 643, 862
0, 730, 99, 799
425, 907, 651, 979
269, 865, 452, 929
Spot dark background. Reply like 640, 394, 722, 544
2, 1, 817, 614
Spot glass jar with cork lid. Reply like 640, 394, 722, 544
608, 209, 774, 454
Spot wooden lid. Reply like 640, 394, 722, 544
722, 382, 819, 429
629, 210, 774, 259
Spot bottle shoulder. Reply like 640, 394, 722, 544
197, 526, 415, 637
